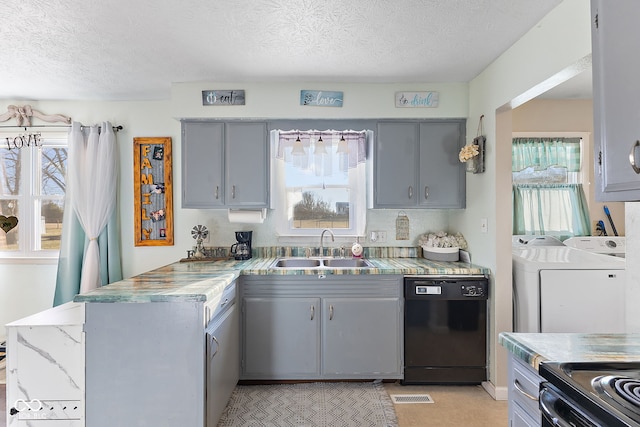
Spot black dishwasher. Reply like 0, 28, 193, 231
403, 275, 488, 384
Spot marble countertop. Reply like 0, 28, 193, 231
73, 256, 489, 304
499, 332, 640, 371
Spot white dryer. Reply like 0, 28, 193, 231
563, 236, 626, 258
512, 245, 626, 333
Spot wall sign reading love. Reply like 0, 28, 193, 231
133, 137, 174, 246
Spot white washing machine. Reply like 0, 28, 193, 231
512, 244, 626, 333
512, 235, 565, 248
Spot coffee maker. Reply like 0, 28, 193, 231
230, 231, 252, 260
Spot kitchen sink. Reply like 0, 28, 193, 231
272, 258, 322, 268
322, 258, 373, 268
269, 257, 373, 269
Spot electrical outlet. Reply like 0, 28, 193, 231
16, 400, 82, 420
377, 231, 387, 243
370, 231, 378, 242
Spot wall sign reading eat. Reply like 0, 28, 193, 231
133, 137, 174, 246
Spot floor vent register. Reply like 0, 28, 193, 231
389, 394, 434, 404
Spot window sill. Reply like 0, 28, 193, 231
0, 257, 58, 265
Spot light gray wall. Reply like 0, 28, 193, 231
1, 84, 467, 338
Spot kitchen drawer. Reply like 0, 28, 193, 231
205, 281, 237, 326
509, 356, 541, 423
512, 400, 539, 427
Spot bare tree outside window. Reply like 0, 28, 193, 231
292, 190, 349, 229
0, 141, 67, 254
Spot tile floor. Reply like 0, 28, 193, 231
384, 382, 508, 427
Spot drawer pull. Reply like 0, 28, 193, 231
220, 298, 229, 308
408, 186, 413, 199
209, 335, 219, 362
513, 379, 538, 401
629, 140, 640, 174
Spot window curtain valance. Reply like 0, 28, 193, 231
512, 137, 581, 172
512, 183, 591, 239
276, 130, 367, 174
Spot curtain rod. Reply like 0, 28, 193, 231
0, 124, 123, 131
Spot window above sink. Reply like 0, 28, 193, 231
269, 129, 372, 238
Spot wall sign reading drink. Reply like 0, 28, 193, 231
395, 91, 439, 108
300, 90, 344, 107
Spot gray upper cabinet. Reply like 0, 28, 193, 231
591, 0, 640, 201
375, 122, 420, 207
375, 120, 466, 208
182, 120, 269, 208
225, 122, 269, 207
419, 122, 466, 208
182, 121, 224, 208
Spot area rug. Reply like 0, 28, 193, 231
217, 381, 398, 427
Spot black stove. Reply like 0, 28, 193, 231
539, 361, 640, 427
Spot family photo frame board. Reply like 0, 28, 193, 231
133, 137, 174, 246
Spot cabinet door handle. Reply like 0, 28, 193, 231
629, 140, 640, 174
215, 186, 219, 200
408, 186, 413, 199
232, 185, 236, 199
310, 305, 315, 321
209, 335, 219, 362
424, 186, 429, 199
513, 379, 538, 401
329, 305, 334, 320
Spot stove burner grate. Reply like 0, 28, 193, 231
614, 378, 640, 407
593, 375, 640, 415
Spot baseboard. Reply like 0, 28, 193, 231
481, 381, 508, 401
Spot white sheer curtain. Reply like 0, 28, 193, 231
68, 121, 118, 293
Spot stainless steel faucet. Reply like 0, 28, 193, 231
320, 229, 335, 257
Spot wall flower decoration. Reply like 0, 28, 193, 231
459, 144, 480, 162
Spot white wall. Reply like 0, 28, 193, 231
450, 0, 592, 395
1, 84, 468, 339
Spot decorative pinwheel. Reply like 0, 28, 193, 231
191, 225, 208, 258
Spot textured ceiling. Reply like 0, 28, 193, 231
0, 0, 564, 101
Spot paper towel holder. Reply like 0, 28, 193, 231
227, 208, 267, 223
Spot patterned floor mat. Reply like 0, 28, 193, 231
217, 381, 398, 427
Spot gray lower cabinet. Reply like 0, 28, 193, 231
591, 0, 640, 201
206, 301, 240, 427
181, 120, 269, 208
322, 297, 403, 376
243, 297, 321, 378
507, 353, 542, 427
241, 275, 403, 380
84, 282, 239, 427
375, 120, 465, 208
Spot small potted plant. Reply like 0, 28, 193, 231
418, 231, 468, 262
